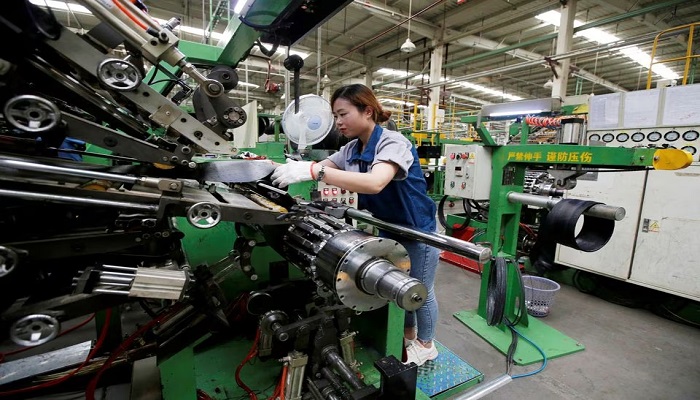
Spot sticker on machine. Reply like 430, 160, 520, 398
642, 218, 660, 233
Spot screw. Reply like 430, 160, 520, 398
162, 156, 169, 162
181, 147, 192, 154
188, 162, 197, 169
171, 156, 179, 162
411, 294, 423, 303
169, 182, 179, 190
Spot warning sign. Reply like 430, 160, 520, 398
643, 218, 660, 233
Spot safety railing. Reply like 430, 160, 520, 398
646, 22, 699, 89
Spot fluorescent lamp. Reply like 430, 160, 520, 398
490, 110, 544, 117
29, 0, 90, 14
536, 11, 680, 80
233, 0, 249, 15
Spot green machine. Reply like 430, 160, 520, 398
0, 1, 485, 399
440, 98, 692, 367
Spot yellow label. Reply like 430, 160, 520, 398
507, 151, 593, 163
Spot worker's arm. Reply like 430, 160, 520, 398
314, 160, 398, 194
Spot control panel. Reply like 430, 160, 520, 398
317, 182, 358, 208
443, 144, 492, 200
587, 127, 700, 163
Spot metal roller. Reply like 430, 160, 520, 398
263, 215, 427, 312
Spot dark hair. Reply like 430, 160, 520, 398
331, 84, 391, 123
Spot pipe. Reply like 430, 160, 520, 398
507, 192, 625, 221
452, 375, 513, 400
345, 208, 492, 263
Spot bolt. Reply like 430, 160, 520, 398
250, 274, 258, 281
171, 156, 179, 162
162, 231, 170, 238
207, 83, 221, 94
162, 156, 169, 162
188, 162, 197, 169
181, 160, 189, 166
248, 240, 256, 247
181, 146, 192, 154
194, 131, 203, 140
165, 111, 171, 116
411, 293, 423, 303
652, 156, 658, 161
169, 182, 179, 190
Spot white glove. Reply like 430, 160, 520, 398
271, 159, 314, 187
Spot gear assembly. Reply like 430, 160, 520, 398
0, 1, 491, 399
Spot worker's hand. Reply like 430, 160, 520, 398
271, 159, 314, 187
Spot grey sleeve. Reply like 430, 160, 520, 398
328, 144, 350, 169
373, 133, 414, 181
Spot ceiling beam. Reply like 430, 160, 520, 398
349, 0, 628, 93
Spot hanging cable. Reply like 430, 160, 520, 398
486, 257, 507, 326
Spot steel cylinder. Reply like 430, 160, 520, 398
263, 214, 427, 312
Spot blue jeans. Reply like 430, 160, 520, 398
400, 239, 440, 343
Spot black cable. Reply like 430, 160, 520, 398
486, 257, 507, 326
437, 195, 472, 231
255, 39, 279, 57
502, 259, 527, 374
239, 11, 291, 32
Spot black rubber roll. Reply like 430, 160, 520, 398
544, 199, 615, 252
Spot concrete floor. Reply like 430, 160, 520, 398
433, 260, 700, 400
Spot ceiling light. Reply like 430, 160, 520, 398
400, 0, 416, 53
400, 38, 416, 53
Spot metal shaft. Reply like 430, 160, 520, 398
323, 348, 365, 391
359, 260, 426, 311
345, 208, 492, 262
0, 158, 140, 185
0, 188, 158, 212
507, 192, 625, 221
452, 375, 512, 400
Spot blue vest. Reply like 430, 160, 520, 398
347, 125, 436, 235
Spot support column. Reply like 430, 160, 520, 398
364, 66, 373, 88
551, 0, 577, 100
428, 43, 444, 130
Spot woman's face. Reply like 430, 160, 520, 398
332, 98, 372, 139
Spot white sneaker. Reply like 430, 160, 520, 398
404, 337, 415, 348
404, 341, 438, 366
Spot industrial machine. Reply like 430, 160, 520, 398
0, 1, 493, 399
439, 96, 692, 369
556, 85, 700, 302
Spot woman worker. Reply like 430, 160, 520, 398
271, 84, 439, 366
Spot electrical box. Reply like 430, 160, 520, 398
443, 144, 492, 200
